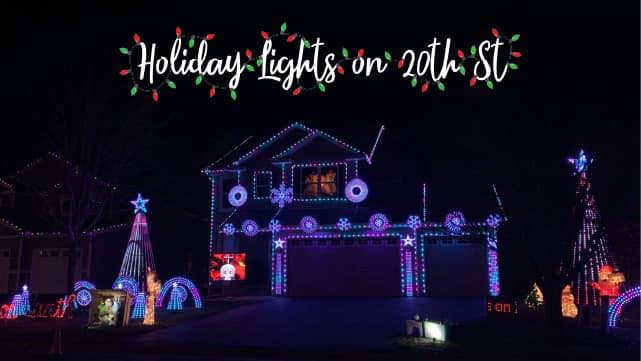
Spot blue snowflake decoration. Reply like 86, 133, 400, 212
223, 223, 236, 236
406, 215, 422, 230
369, 213, 389, 232
271, 183, 294, 208
486, 214, 502, 229
337, 217, 351, 231
76, 289, 92, 307
268, 219, 282, 233
241, 219, 259, 237
300, 216, 318, 233
444, 211, 466, 234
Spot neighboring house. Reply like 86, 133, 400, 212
203, 122, 504, 297
0, 153, 128, 295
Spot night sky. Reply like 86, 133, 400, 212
1, 4, 638, 295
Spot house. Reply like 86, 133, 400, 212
0, 153, 128, 295
203, 123, 503, 297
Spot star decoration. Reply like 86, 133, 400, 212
401, 235, 415, 248
568, 149, 593, 174
130, 193, 150, 214
273, 238, 286, 249
271, 183, 294, 208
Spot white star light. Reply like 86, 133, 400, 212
402, 235, 415, 247
273, 238, 286, 249
130, 193, 150, 214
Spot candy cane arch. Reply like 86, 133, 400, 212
156, 277, 202, 309
608, 286, 640, 327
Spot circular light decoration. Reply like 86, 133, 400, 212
300, 216, 319, 233
223, 223, 236, 236
369, 213, 389, 232
337, 217, 351, 231
345, 178, 369, 203
241, 219, 259, 237
407, 215, 422, 230
268, 219, 282, 233
486, 214, 502, 229
228, 185, 248, 207
76, 289, 92, 307
444, 211, 466, 234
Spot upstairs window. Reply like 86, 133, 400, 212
253, 171, 272, 199
294, 164, 345, 199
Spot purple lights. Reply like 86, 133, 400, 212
345, 178, 368, 203
300, 216, 319, 233
486, 214, 502, 229
608, 286, 641, 327
241, 219, 259, 237
444, 211, 466, 234
369, 213, 389, 232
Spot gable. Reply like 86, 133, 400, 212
276, 134, 366, 163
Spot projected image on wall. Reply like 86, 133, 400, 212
210, 253, 246, 281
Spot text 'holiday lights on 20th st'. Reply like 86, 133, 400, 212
119, 22, 522, 102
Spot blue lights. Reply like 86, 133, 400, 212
345, 178, 368, 203
300, 216, 319, 233
407, 215, 422, 230
337, 217, 352, 231
242, 219, 259, 237
228, 185, 248, 207
268, 219, 282, 233
223, 223, 236, 236
271, 182, 294, 208
444, 211, 466, 234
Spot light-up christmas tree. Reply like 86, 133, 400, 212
118, 194, 157, 293
567, 149, 613, 306
21, 285, 30, 314
167, 283, 183, 311
131, 292, 146, 319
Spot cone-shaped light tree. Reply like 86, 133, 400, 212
118, 194, 157, 291
567, 150, 613, 306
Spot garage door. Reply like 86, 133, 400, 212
287, 238, 401, 297
426, 242, 488, 297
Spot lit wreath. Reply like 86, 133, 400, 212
228, 185, 248, 207
345, 178, 368, 203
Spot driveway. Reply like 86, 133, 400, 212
134, 297, 486, 350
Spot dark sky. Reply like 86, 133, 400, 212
1, 4, 638, 294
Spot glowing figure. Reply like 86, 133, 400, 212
561, 285, 578, 318
143, 269, 161, 325
220, 263, 236, 281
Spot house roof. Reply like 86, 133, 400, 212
202, 122, 368, 174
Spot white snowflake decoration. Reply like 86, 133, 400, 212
223, 223, 236, 235
407, 215, 422, 230
337, 217, 351, 231
271, 183, 294, 208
